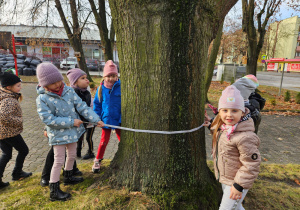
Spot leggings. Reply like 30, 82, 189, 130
96, 128, 120, 160
0, 134, 29, 177
77, 126, 96, 153
49, 142, 77, 183
219, 184, 249, 210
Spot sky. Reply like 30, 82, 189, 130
0, 0, 299, 30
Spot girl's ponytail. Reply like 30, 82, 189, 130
211, 114, 223, 151
98, 78, 105, 102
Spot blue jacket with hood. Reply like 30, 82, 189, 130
93, 79, 121, 129
36, 84, 100, 146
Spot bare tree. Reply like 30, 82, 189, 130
88, 0, 115, 61
242, 0, 282, 75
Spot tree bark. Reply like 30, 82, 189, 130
55, 0, 92, 81
205, 21, 224, 102
107, 0, 237, 208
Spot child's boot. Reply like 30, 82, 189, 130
63, 170, 84, 185
0, 178, 9, 189
82, 150, 95, 160
49, 181, 71, 201
92, 158, 102, 173
12, 170, 32, 181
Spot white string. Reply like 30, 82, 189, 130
83, 122, 204, 135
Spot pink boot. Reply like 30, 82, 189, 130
92, 159, 102, 173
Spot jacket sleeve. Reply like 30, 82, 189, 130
234, 134, 261, 189
36, 96, 74, 129
0, 98, 22, 127
93, 87, 102, 119
72, 90, 100, 123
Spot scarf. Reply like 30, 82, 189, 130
221, 113, 251, 140
103, 80, 115, 89
72, 85, 88, 92
48, 83, 64, 96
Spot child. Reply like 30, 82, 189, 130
0, 72, 32, 189
66, 68, 96, 159
232, 75, 265, 133
92, 60, 121, 173
36, 63, 103, 201
204, 85, 261, 210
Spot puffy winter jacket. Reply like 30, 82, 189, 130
0, 88, 23, 139
212, 110, 261, 189
36, 84, 100, 146
93, 80, 121, 129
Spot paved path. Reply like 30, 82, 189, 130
1, 83, 299, 182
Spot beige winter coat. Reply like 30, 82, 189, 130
0, 88, 23, 140
212, 114, 261, 189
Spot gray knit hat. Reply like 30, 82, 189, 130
36, 63, 64, 87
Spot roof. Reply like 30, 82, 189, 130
0, 25, 101, 41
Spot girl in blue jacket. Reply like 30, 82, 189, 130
36, 63, 103, 201
92, 60, 121, 173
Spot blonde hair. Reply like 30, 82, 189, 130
210, 114, 224, 150
97, 78, 105, 102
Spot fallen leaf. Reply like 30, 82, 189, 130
263, 158, 268, 162
94, 198, 99, 203
278, 138, 283, 141
295, 179, 300, 185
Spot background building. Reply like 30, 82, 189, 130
267, 16, 300, 59
0, 25, 118, 62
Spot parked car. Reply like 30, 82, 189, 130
86, 58, 100, 71
43, 57, 61, 69
60, 57, 78, 69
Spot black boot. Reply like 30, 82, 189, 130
82, 151, 95, 160
73, 168, 83, 176
40, 178, 49, 187
49, 182, 71, 201
0, 178, 9, 189
12, 171, 32, 181
63, 170, 84, 185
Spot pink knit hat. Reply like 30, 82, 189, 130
243, 74, 259, 88
36, 63, 63, 87
218, 85, 245, 112
66, 68, 86, 87
103, 60, 118, 77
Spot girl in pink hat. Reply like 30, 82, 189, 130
204, 85, 261, 210
92, 60, 121, 173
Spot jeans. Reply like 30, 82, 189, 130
0, 134, 29, 177
219, 184, 249, 210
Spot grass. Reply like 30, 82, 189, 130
207, 81, 300, 113
1, 161, 299, 209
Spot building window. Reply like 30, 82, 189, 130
42, 47, 52, 58
15, 46, 27, 54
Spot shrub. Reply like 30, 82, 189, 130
220, 73, 224, 84
296, 92, 300, 104
90, 82, 95, 89
230, 77, 235, 85
270, 99, 276, 106
284, 90, 291, 102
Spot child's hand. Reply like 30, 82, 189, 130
203, 111, 212, 127
230, 185, 243, 200
43, 131, 48, 138
97, 121, 104, 127
74, 119, 83, 127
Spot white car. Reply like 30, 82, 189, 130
60, 57, 78, 69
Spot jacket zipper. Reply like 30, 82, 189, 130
216, 131, 222, 181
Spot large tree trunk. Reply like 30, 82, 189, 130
108, 0, 237, 208
205, 21, 224, 101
